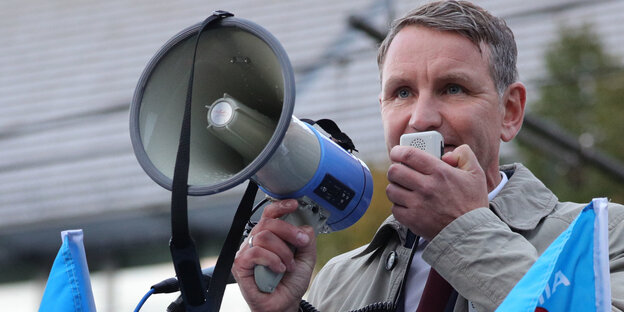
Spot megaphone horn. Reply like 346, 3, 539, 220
130, 11, 295, 196
129, 10, 373, 303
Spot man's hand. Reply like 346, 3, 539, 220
232, 199, 316, 312
386, 144, 488, 241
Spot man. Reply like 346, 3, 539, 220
232, 1, 624, 311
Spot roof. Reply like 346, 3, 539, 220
1, 0, 624, 279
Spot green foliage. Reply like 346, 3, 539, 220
519, 24, 624, 203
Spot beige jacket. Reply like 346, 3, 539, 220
307, 163, 624, 311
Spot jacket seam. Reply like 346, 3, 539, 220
431, 217, 509, 305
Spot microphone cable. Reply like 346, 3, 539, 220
132, 197, 269, 311
134, 288, 155, 312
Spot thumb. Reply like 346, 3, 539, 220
295, 226, 316, 261
442, 144, 481, 173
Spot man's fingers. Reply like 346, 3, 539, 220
389, 145, 440, 175
231, 203, 316, 312
251, 229, 298, 271
387, 162, 425, 191
262, 199, 299, 219
386, 181, 418, 208
254, 218, 311, 248
241, 207, 314, 273
234, 244, 287, 275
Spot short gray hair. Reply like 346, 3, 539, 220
377, 1, 518, 95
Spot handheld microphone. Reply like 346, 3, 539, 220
400, 131, 444, 158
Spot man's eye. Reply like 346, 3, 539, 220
397, 88, 410, 98
446, 84, 464, 95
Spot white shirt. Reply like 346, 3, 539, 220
399, 171, 509, 312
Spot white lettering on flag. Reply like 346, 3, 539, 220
538, 270, 571, 305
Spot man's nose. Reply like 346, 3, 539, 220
407, 94, 442, 132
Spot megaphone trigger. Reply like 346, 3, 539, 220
254, 197, 329, 293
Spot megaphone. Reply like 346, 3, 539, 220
129, 12, 373, 295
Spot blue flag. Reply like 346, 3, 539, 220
39, 229, 97, 312
496, 198, 611, 312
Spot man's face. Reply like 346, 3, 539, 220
379, 25, 505, 177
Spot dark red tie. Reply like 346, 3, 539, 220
415, 269, 454, 312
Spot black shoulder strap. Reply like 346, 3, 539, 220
169, 11, 234, 312
206, 181, 258, 310
300, 118, 358, 153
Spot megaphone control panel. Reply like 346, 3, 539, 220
313, 174, 355, 211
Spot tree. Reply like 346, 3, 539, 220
519, 24, 624, 203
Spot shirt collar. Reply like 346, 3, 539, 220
488, 171, 508, 201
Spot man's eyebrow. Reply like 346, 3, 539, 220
382, 76, 411, 91
436, 71, 473, 83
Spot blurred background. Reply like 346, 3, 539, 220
2, 0, 624, 311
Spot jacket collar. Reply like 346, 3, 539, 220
355, 163, 558, 257
353, 215, 406, 258
490, 163, 558, 231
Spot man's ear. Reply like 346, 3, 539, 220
500, 82, 526, 142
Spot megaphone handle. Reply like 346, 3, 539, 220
254, 199, 327, 293
254, 260, 287, 293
